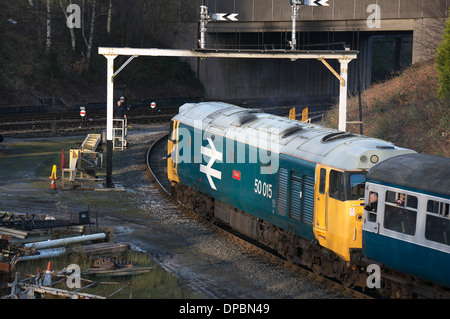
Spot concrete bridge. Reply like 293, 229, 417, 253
170, 0, 448, 105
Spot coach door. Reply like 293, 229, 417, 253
315, 166, 328, 232
363, 183, 383, 234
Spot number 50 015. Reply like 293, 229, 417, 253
254, 179, 272, 199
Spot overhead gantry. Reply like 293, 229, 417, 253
98, 47, 357, 188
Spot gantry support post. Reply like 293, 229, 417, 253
338, 58, 351, 132
105, 54, 116, 188
319, 56, 351, 132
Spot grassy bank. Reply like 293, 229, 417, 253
324, 60, 449, 157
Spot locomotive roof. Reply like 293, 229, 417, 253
366, 153, 450, 197
175, 102, 416, 171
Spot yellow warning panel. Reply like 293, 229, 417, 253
302, 107, 308, 122
289, 107, 296, 120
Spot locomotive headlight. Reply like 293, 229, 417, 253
370, 155, 379, 164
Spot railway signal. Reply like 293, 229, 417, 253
211, 13, 239, 22
199, 4, 239, 49
290, 0, 329, 50
305, 0, 329, 6
80, 106, 86, 117
291, 0, 329, 6
199, 5, 209, 49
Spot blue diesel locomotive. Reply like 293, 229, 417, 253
166, 101, 449, 297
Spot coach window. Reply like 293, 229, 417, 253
425, 200, 450, 246
384, 191, 417, 236
329, 170, 344, 201
365, 192, 378, 222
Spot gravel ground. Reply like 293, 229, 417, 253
0, 127, 346, 299
105, 128, 346, 299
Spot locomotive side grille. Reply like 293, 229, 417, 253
289, 173, 302, 221
302, 176, 315, 225
277, 168, 289, 217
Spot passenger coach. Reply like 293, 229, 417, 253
364, 153, 450, 289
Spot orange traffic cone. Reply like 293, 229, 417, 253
50, 174, 56, 190
43, 261, 52, 286
60, 148, 66, 171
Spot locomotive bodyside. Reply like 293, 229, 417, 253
168, 102, 416, 263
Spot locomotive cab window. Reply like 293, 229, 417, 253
319, 168, 326, 194
329, 170, 344, 201
169, 120, 178, 143
349, 172, 365, 200
425, 200, 450, 246
384, 191, 417, 236
169, 121, 174, 141
328, 170, 365, 201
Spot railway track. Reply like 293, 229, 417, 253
146, 133, 375, 299
0, 104, 329, 136
0, 109, 177, 136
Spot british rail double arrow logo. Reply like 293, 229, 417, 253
200, 138, 222, 190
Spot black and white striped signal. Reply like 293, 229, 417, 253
211, 13, 239, 21
308, 0, 329, 6
291, 0, 329, 6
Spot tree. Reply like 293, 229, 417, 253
46, 0, 52, 53
436, 11, 450, 100
415, 0, 449, 59
59, 0, 77, 51
82, 0, 96, 64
